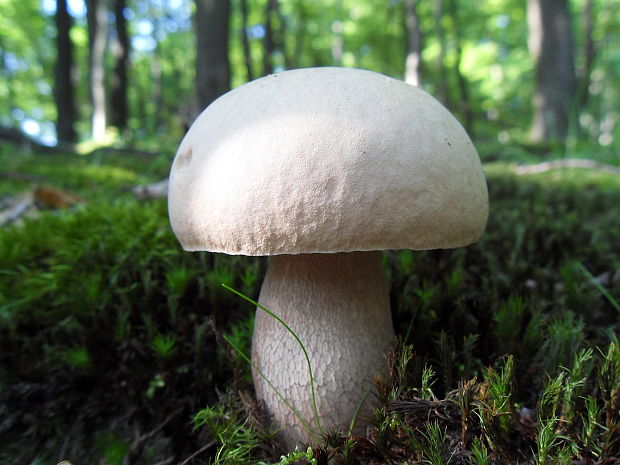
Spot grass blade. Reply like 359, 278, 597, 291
222, 283, 324, 436
222, 333, 318, 441
577, 262, 620, 314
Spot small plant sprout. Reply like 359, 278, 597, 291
168, 67, 488, 447
535, 415, 570, 465
258, 446, 316, 465
598, 339, 620, 431
193, 404, 262, 465
421, 421, 452, 465
581, 396, 603, 457
457, 378, 478, 447
469, 437, 489, 465
421, 364, 438, 401
151, 332, 176, 360
475, 356, 515, 449
146, 373, 166, 399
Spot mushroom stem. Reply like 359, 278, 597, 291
252, 251, 395, 448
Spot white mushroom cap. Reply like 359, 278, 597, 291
168, 67, 488, 255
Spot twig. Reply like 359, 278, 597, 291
515, 158, 620, 176
133, 178, 169, 199
177, 440, 217, 465
0, 191, 34, 227
86, 146, 161, 158
0, 172, 47, 182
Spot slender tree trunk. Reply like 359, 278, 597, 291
54, 0, 77, 143
151, 52, 164, 133
274, 0, 290, 70
448, 0, 473, 135
292, 1, 307, 69
240, 0, 254, 81
331, 0, 344, 66
110, 0, 129, 131
194, 0, 231, 110
262, 0, 289, 74
86, 0, 108, 142
135, 71, 147, 128
404, 0, 422, 87
262, 0, 276, 74
527, 0, 577, 143
433, 0, 448, 103
151, 11, 164, 132
578, 0, 596, 110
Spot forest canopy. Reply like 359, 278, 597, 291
0, 0, 618, 159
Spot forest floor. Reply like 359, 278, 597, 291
0, 142, 619, 465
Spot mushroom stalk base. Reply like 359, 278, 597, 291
252, 251, 394, 448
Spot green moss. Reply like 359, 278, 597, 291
1, 148, 619, 463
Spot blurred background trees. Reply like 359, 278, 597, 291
194, 0, 231, 112
53, 0, 77, 143
0, 0, 618, 157
527, 0, 577, 143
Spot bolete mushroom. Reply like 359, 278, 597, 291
168, 67, 488, 448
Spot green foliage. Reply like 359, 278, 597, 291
535, 415, 571, 465
0, 150, 255, 464
420, 421, 451, 465
469, 437, 489, 465
150, 332, 177, 360
536, 313, 585, 380
93, 432, 129, 465
492, 296, 526, 356
225, 311, 255, 374
1, 148, 620, 463
193, 404, 262, 465
420, 364, 438, 401
0, 0, 619, 156
0, 0, 55, 129
476, 356, 514, 448
581, 395, 603, 457
258, 446, 316, 465
58, 345, 92, 370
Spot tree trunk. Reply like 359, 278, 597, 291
54, 0, 77, 143
151, 10, 165, 133
433, 0, 448, 104
110, 0, 129, 131
86, 0, 108, 142
292, 1, 307, 69
194, 0, 231, 110
262, 0, 276, 74
448, 0, 473, 135
577, 0, 595, 110
404, 0, 422, 87
274, 0, 290, 69
331, 0, 344, 66
262, 0, 289, 73
527, 0, 577, 143
240, 0, 254, 81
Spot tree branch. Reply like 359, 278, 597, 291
515, 158, 620, 176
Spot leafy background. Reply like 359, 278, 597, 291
0, 0, 619, 463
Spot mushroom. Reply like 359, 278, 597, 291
168, 67, 488, 448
